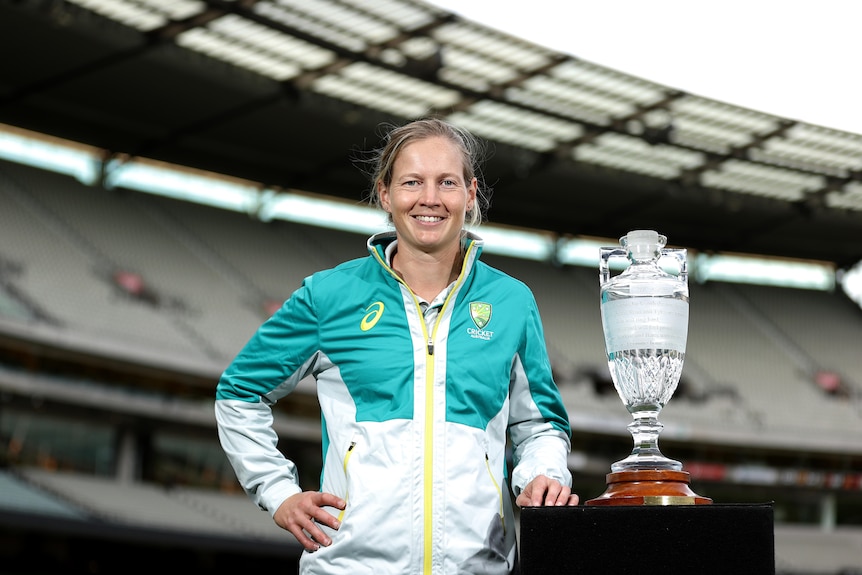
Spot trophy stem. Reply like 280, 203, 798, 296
587, 409, 711, 507
611, 409, 682, 472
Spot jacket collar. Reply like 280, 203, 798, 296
366, 230, 485, 269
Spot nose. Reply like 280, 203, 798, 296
418, 183, 441, 205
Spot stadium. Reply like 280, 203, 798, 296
1, 0, 861, 573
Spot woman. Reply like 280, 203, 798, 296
215, 118, 577, 575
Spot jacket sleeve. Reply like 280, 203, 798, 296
214, 280, 320, 515
507, 293, 573, 496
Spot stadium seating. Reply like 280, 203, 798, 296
2, 156, 861, 441
1, 158, 861, 572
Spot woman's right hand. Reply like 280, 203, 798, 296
273, 491, 347, 551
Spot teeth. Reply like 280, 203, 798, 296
415, 215, 443, 222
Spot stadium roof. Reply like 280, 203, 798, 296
2, 0, 862, 267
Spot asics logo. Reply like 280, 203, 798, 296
360, 301, 385, 331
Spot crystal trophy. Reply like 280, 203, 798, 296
586, 230, 711, 505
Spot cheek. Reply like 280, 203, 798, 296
448, 194, 470, 214
387, 191, 414, 213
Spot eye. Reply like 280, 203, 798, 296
441, 178, 459, 187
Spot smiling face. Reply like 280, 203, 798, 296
379, 136, 477, 258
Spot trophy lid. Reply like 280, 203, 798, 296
620, 230, 666, 260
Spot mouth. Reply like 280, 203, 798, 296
414, 215, 445, 223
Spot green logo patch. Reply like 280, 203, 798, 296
470, 301, 492, 329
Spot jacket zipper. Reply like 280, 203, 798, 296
420, 250, 472, 574
372, 240, 476, 575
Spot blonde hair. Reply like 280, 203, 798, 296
365, 118, 490, 227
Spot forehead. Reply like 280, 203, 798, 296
394, 136, 465, 171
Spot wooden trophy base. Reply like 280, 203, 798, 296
586, 469, 713, 506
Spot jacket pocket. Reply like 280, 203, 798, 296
337, 440, 357, 523
483, 450, 506, 534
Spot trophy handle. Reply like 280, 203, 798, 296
599, 247, 627, 286
660, 248, 688, 283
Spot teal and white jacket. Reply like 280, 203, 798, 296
215, 231, 572, 575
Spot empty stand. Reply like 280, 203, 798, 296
2, 160, 862, 573
2, 159, 861, 449
18, 467, 282, 539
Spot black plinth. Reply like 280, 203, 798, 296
519, 503, 774, 575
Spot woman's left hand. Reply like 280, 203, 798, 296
516, 474, 580, 507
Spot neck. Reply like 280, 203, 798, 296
391, 242, 464, 301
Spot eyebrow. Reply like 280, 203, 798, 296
397, 172, 462, 181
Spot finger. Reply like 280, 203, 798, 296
556, 486, 576, 506
304, 520, 334, 548
533, 480, 551, 506
289, 523, 323, 552
567, 493, 580, 506
291, 508, 335, 549
308, 493, 345, 530
544, 482, 564, 506
547, 484, 565, 506
315, 492, 347, 510
309, 505, 343, 531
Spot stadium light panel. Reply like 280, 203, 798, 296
261, 192, 388, 235
66, 0, 167, 31
694, 253, 835, 290
313, 62, 460, 119
701, 159, 825, 202
176, 14, 339, 82
261, 0, 397, 49
104, 160, 261, 213
556, 238, 609, 268
449, 101, 583, 152
826, 180, 862, 211
467, 226, 554, 261
0, 128, 100, 185
575, 132, 705, 180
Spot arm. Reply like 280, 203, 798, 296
508, 296, 577, 506
215, 282, 345, 540
215, 397, 303, 514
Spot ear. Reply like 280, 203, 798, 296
467, 177, 478, 211
378, 181, 391, 212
